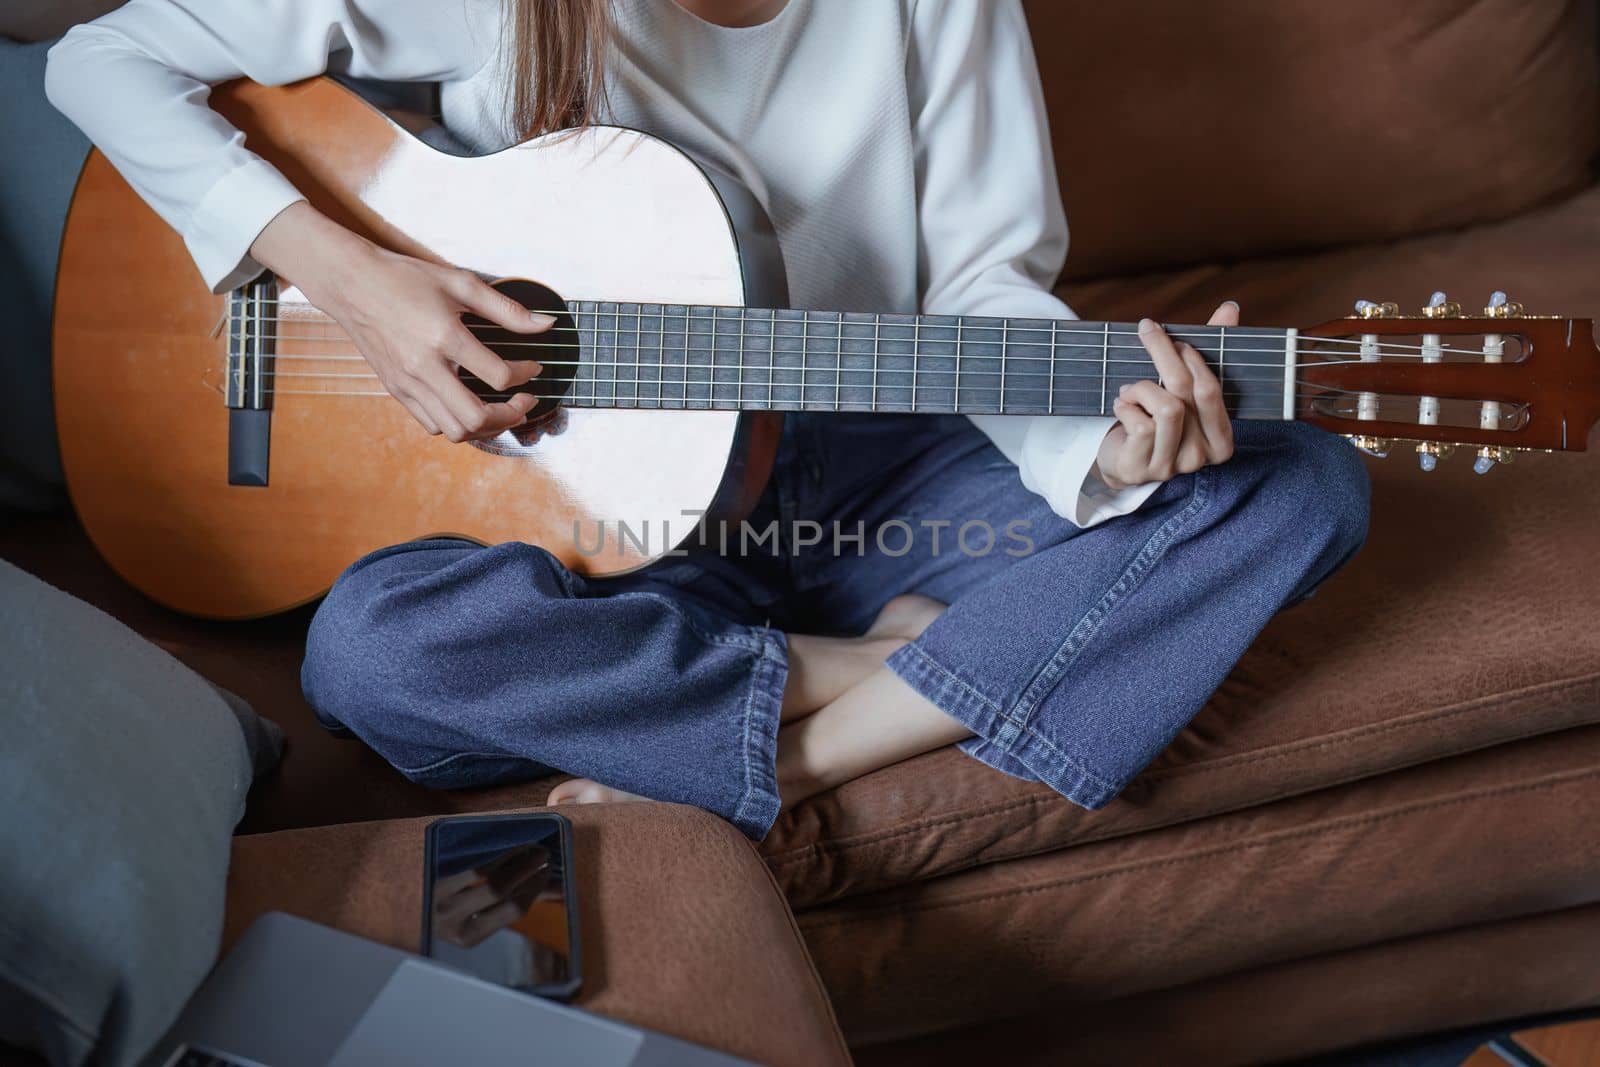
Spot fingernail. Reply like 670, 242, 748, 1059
1137, 317, 1156, 332
1223, 300, 1240, 311
1119, 383, 1131, 395
529, 311, 556, 327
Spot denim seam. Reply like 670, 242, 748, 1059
1011, 468, 1212, 728
796, 763, 1600, 930
397, 748, 534, 778
622, 589, 772, 654
731, 626, 787, 838
888, 642, 1118, 798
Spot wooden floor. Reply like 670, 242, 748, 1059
1462, 1019, 1600, 1066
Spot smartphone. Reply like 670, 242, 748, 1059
421, 812, 582, 1000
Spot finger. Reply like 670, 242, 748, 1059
412, 386, 469, 444
1111, 397, 1155, 481
422, 360, 514, 441
1206, 300, 1241, 328
392, 388, 441, 436
467, 394, 538, 440
1181, 343, 1234, 462
450, 271, 557, 334
451, 331, 543, 392
1136, 318, 1193, 401
1122, 379, 1186, 478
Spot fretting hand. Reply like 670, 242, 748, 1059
250, 202, 554, 442
1093, 301, 1240, 491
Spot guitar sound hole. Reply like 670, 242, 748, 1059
461, 278, 577, 422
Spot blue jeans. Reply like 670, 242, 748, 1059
303, 415, 1368, 839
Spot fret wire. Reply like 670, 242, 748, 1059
954, 317, 962, 414
681, 305, 691, 409
707, 308, 717, 410
736, 308, 746, 407
833, 313, 843, 412
1099, 322, 1110, 415
911, 318, 920, 413
656, 303, 666, 409
1000, 319, 1008, 413
633, 305, 642, 410
1047, 319, 1057, 415
871, 313, 880, 413
800, 313, 809, 408
768, 311, 777, 408
1218, 326, 1228, 397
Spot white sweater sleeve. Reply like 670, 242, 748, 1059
44, 0, 498, 293
907, 0, 1159, 527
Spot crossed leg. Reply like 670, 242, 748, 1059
547, 593, 961, 808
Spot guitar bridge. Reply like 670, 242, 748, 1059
225, 274, 276, 486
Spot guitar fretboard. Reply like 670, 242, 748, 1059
562, 302, 1295, 420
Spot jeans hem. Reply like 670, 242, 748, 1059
729, 626, 788, 840
885, 641, 1120, 810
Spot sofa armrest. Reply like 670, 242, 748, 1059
224, 803, 851, 1067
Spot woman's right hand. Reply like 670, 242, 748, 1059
250, 202, 555, 442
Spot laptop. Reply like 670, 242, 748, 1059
146, 912, 757, 1067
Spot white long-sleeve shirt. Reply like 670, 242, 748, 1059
46, 0, 1159, 525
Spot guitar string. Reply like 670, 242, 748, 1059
240, 348, 1497, 374
252, 381, 1385, 405
246, 325, 1497, 362
252, 306, 1502, 359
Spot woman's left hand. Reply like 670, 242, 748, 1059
1093, 301, 1239, 491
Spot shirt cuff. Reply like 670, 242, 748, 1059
184, 157, 306, 293
1017, 416, 1161, 529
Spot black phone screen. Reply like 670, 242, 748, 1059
421, 813, 581, 999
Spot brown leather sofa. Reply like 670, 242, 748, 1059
4, 1, 1599, 1064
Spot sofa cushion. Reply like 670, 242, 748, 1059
800, 725, 1600, 1045
759, 184, 1600, 907
858, 903, 1600, 1067
1025, 0, 1600, 280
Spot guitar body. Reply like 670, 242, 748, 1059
53, 78, 786, 618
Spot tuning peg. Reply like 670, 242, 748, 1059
1416, 441, 1454, 471
1421, 291, 1461, 318
1484, 291, 1524, 318
1354, 299, 1401, 319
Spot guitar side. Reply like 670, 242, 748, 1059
52, 77, 779, 619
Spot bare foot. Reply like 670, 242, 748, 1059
547, 778, 650, 807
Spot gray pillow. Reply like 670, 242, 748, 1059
0, 560, 284, 1067
0, 36, 87, 513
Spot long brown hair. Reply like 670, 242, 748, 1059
501, 0, 613, 139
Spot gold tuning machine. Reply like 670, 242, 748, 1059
1421, 292, 1461, 318
1473, 444, 1517, 474
1346, 434, 1393, 458
1415, 440, 1455, 471
1354, 300, 1401, 320
1484, 290, 1524, 318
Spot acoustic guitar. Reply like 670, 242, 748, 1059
52, 77, 1600, 619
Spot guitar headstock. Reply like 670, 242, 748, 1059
1297, 292, 1600, 472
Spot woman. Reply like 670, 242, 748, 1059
46, 0, 1368, 839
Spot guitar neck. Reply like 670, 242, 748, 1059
565, 302, 1297, 420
